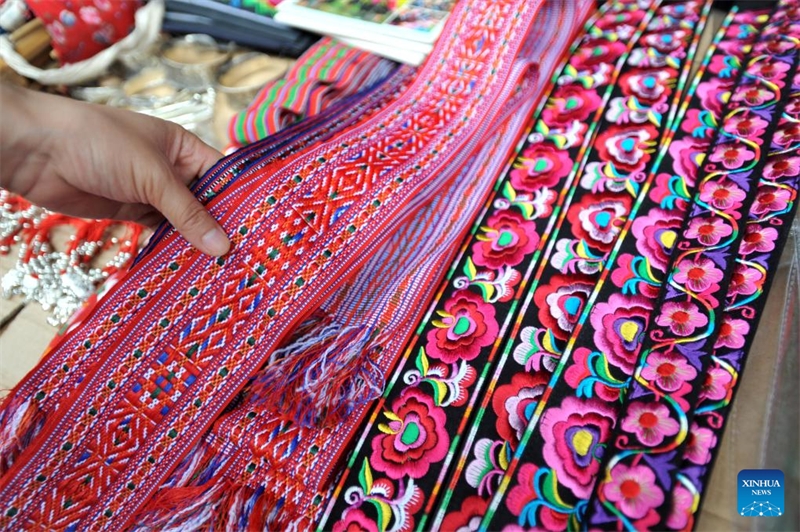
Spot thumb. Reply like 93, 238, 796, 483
148, 170, 231, 257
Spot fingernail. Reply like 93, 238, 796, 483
201, 228, 230, 256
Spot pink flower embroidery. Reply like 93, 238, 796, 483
668, 138, 709, 183
371, 388, 449, 479
784, 97, 800, 117
762, 155, 800, 180
685, 216, 732, 246
621, 401, 680, 446
700, 366, 733, 401
749, 59, 790, 81
699, 180, 746, 210
685, 423, 717, 465
732, 86, 774, 107
739, 225, 778, 255
752, 187, 791, 216
714, 316, 749, 349
632, 207, 682, 274
709, 53, 734, 77
728, 263, 762, 296
697, 78, 734, 116
565, 347, 623, 402
603, 463, 665, 520
723, 115, 768, 139
540, 397, 616, 499
667, 484, 695, 530
641, 351, 697, 392
427, 290, 498, 363
771, 122, 800, 147
656, 301, 708, 337
708, 144, 755, 170
591, 294, 652, 374
473, 211, 539, 270
506, 464, 571, 530
681, 109, 713, 140
673, 256, 724, 293
755, 38, 794, 55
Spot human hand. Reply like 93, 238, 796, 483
0, 83, 230, 256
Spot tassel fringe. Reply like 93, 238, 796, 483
0, 396, 44, 475
250, 321, 386, 427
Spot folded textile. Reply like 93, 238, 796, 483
163, 0, 317, 57
226, 36, 399, 150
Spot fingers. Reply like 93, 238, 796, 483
147, 168, 231, 257
168, 123, 224, 185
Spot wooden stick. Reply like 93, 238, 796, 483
13, 24, 51, 61
9, 18, 44, 44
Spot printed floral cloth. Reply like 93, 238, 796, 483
27, 0, 142, 64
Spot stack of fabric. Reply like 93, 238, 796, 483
163, 0, 317, 56
0, 0, 798, 530
226, 36, 400, 151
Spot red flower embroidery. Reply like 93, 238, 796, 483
426, 290, 498, 363
568, 38, 627, 72
567, 194, 631, 251
333, 509, 380, 532
534, 275, 595, 340
440, 495, 488, 531
371, 388, 449, 479
472, 211, 539, 270
492, 372, 549, 445
511, 143, 573, 191
595, 124, 658, 174
542, 84, 603, 129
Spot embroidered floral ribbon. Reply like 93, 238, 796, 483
584, 4, 800, 530
0, 0, 593, 529
319, 1, 675, 529
666, 55, 800, 532
478, 5, 775, 530
430, 2, 711, 528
